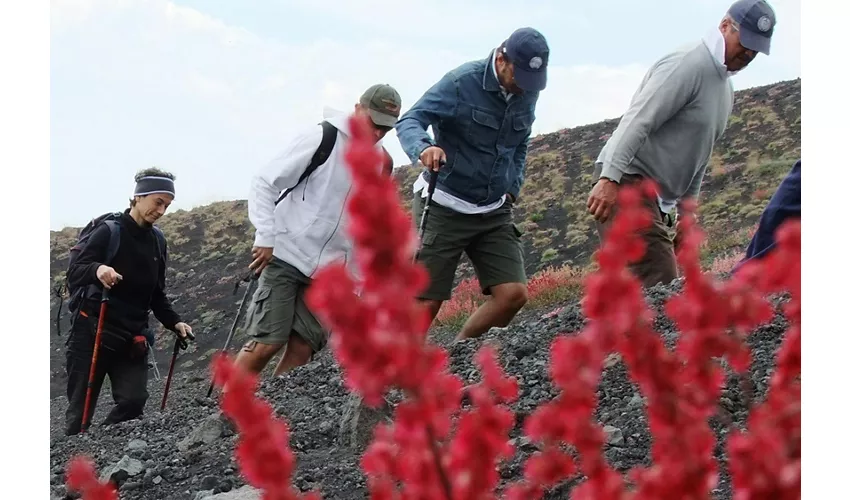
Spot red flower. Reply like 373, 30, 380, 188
65, 456, 118, 500
64, 115, 800, 500
208, 353, 321, 500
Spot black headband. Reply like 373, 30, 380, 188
134, 176, 175, 198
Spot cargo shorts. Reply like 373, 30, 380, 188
242, 256, 329, 353
591, 166, 679, 288
412, 193, 527, 302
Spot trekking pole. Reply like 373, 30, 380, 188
160, 329, 194, 411
414, 159, 444, 261
205, 271, 259, 398
149, 343, 162, 381
81, 288, 110, 434
55, 284, 64, 336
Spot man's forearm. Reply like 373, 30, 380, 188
394, 73, 457, 163
395, 107, 437, 162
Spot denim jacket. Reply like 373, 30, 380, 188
395, 50, 538, 205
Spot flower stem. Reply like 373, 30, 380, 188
426, 422, 453, 500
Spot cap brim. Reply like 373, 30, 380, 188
513, 66, 547, 92
739, 29, 771, 55
368, 109, 398, 128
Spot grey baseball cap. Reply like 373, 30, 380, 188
728, 0, 777, 55
359, 84, 402, 128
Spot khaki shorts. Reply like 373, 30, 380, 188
412, 192, 527, 302
591, 167, 679, 288
242, 256, 328, 353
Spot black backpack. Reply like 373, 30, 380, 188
56, 212, 166, 334
272, 120, 393, 204
275, 120, 338, 206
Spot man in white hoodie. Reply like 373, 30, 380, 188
236, 83, 403, 378
586, 0, 777, 287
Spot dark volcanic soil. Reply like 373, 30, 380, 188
48, 279, 789, 500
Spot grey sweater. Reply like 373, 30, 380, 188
595, 36, 734, 212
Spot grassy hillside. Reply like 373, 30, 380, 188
48, 78, 801, 398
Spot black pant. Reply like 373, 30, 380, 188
64, 312, 149, 436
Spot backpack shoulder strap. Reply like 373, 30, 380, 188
103, 219, 122, 265
64, 213, 122, 325
275, 120, 338, 206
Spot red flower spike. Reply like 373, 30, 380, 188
203, 353, 319, 500
185, 115, 800, 500
65, 456, 119, 500
505, 180, 799, 499
523, 447, 577, 487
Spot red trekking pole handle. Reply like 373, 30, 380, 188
160, 337, 181, 411
81, 288, 110, 434
161, 328, 194, 410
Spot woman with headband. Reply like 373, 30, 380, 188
63, 167, 193, 435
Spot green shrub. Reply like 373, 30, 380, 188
541, 248, 558, 262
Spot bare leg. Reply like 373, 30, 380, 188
225, 341, 284, 393
272, 332, 315, 377
421, 299, 443, 324
456, 282, 528, 341
418, 299, 444, 341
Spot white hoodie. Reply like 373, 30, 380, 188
248, 109, 384, 278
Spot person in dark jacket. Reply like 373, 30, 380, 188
64, 167, 193, 436
734, 159, 801, 271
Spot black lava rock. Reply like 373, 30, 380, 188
49, 279, 793, 500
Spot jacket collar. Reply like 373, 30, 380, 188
701, 28, 736, 78
121, 209, 152, 234
323, 110, 351, 136
482, 49, 503, 92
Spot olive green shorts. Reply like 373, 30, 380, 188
412, 193, 527, 302
242, 256, 328, 353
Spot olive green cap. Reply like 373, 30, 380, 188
359, 83, 402, 127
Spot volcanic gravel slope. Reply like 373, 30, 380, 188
49, 278, 791, 500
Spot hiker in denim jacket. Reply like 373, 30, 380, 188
395, 27, 549, 342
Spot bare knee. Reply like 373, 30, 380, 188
491, 282, 528, 311
234, 341, 282, 375
285, 334, 314, 365
420, 299, 443, 322
273, 334, 315, 377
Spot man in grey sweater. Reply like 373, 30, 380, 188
587, 0, 777, 287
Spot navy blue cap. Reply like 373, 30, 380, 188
503, 27, 549, 92
728, 0, 776, 55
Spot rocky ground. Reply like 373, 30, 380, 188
49, 278, 790, 500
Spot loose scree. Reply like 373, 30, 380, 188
65, 114, 800, 500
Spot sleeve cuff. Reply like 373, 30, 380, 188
599, 164, 624, 183
254, 232, 275, 248
88, 262, 104, 282
412, 139, 436, 163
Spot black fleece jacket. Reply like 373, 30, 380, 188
67, 210, 181, 338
